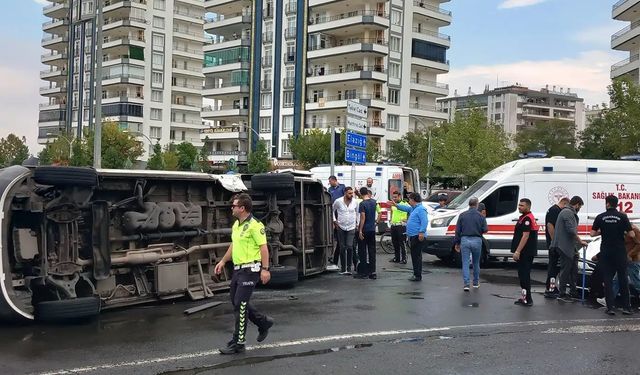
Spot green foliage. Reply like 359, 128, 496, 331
0, 134, 29, 167
175, 142, 199, 171
515, 120, 579, 158
197, 146, 210, 173
146, 143, 165, 170
69, 138, 91, 166
387, 129, 432, 181
85, 122, 144, 169
248, 140, 271, 173
580, 78, 640, 159
289, 128, 380, 170
162, 146, 179, 171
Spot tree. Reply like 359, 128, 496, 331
162, 146, 179, 171
289, 128, 380, 170
387, 129, 432, 182
197, 145, 210, 173
0, 134, 29, 167
146, 143, 164, 170
435, 108, 511, 182
37, 144, 53, 166
85, 122, 144, 169
515, 120, 579, 158
580, 78, 640, 159
69, 138, 91, 166
175, 142, 199, 171
247, 140, 271, 173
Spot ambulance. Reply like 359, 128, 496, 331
310, 164, 420, 232
425, 158, 640, 264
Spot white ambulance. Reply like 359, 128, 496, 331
310, 164, 420, 232
425, 158, 640, 264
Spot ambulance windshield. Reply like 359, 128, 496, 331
446, 180, 497, 209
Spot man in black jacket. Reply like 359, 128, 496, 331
544, 197, 569, 298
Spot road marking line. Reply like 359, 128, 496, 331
544, 324, 640, 334
36, 317, 640, 375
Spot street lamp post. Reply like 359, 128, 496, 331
46, 133, 73, 162
399, 115, 433, 196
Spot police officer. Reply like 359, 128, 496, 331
512, 198, 539, 306
388, 191, 409, 264
590, 195, 636, 316
215, 193, 274, 354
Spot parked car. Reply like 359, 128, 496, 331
0, 166, 332, 322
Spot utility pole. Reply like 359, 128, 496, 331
93, 0, 103, 168
330, 124, 335, 177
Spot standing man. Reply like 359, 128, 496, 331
389, 191, 409, 264
591, 195, 635, 315
215, 193, 274, 354
454, 197, 488, 291
511, 198, 539, 306
333, 187, 359, 275
544, 197, 570, 298
390, 193, 429, 281
550, 196, 587, 301
328, 175, 346, 270
356, 187, 378, 279
366, 177, 377, 199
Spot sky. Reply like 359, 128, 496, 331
0, 0, 626, 154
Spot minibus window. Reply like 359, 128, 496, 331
388, 179, 402, 200
447, 180, 497, 209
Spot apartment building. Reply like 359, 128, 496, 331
202, 0, 451, 167
438, 85, 586, 136
38, 0, 206, 158
611, 0, 640, 82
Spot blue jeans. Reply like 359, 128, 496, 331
461, 236, 482, 286
613, 261, 640, 296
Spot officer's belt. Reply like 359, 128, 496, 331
233, 261, 261, 270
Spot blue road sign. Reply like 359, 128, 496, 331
346, 131, 367, 149
345, 147, 366, 164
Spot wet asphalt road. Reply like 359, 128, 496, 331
2, 253, 640, 375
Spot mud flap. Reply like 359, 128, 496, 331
92, 201, 111, 280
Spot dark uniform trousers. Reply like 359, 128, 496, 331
518, 253, 535, 303
545, 246, 561, 291
600, 253, 631, 310
230, 268, 269, 344
409, 236, 425, 279
391, 225, 407, 262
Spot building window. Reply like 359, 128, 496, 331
260, 117, 271, 133
389, 62, 400, 79
495, 101, 502, 109
181, 131, 186, 141
150, 108, 162, 120
150, 126, 162, 139
387, 114, 399, 131
261, 93, 272, 109
281, 139, 291, 155
389, 89, 399, 105
391, 10, 402, 26
494, 113, 502, 121
282, 115, 293, 132
390, 36, 401, 52
151, 90, 163, 102
283, 91, 294, 107
170, 130, 175, 140
152, 71, 163, 87
152, 16, 165, 29
154, 0, 165, 10
152, 34, 165, 51
152, 53, 164, 68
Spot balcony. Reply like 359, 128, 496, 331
203, 57, 250, 74
206, 150, 248, 163
43, 1, 69, 18
171, 100, 202, 112
172, 81, 203, 94
200, 125, 248, 140
173, 64, 204, 77
40, 67, 67, 81
411, 56, 450, 72
40, 84, 67, 96
42, 18, 69, 34
285, 2, 297, 14
204, 0, 251, 14
408, 103, 448, 120
308, 10, 389, 34
262, 56, 273, 68
102, 93, 144, 105
103, 36, 146, 50
368, 121, 387, 137
102, 72, 145, 86
204, 36, 251, 52
173, 8, 205, 23
306, 94, 387, 111
173, 44, 204, 60
285, 28, 297, 40
41, 51, 68, 64
613, 0, 640, 22
307, 39, 388, 59
282, 77, 295, 89
103, 16, 148, 31
173, 27, 205, 42
412, 27, 451, 48
201, 105, 249, 119
409, 78, 449, 96
611, 54, 640, 78
204, 12, 252, 33
170, 118, 207, 130
203, 81, 250, 97
103, 0, 147, 12
611, 19, 640, 51
283, 52, 296, 64
412, 1, 452, 26
176, 0, 205, 7
307, 66, 387, 85
41, 34, 68, 49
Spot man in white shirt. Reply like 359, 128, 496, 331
333, 187, 359, 275
366, 177, 377, 199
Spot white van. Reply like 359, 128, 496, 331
310, 164, 420, 231
425, 158, 640, 263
